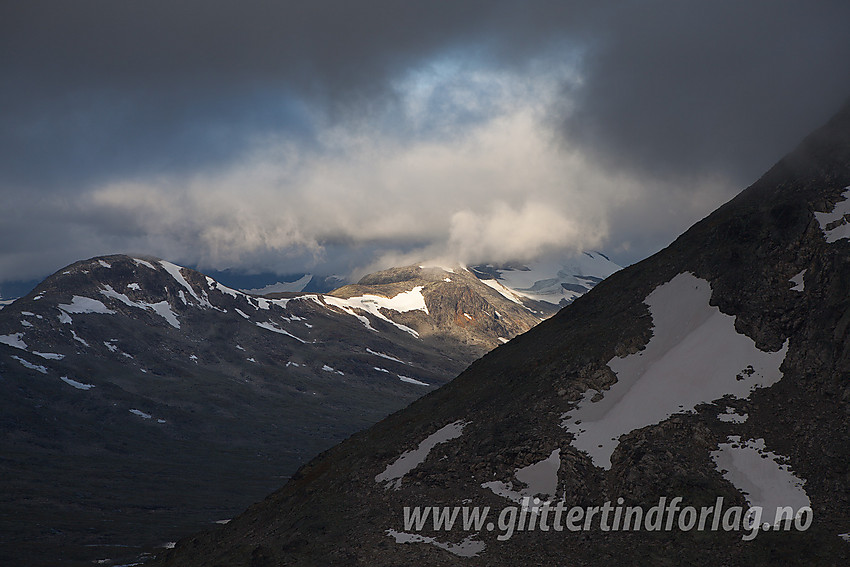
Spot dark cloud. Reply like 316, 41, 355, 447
2, 1, 850, 282
565, 1, 850, 184
1, 1, 532, 189
6, 1, 848, 188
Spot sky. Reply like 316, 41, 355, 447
3, 1, 850, 285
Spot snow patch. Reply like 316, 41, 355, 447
717, 407, 749, 423
366, 347, 407, 364
789, 270, 806, 292
255, 321, 307, 343
129, 409, 152, 419
479, 279, 523, 304
133, 258, 156, 270
99, 286, 180, 328
98, 259, 112, 269
711, 436, 810, 526
11, 356, 47, 374
0, 333, 27, 350
58, 296, 115, 315
70, 330, 89, 347
815, 187, 850, 243
562, 273, 788, 469
241, 274, 312, 294
398, 375, 429, 386
148, 301, 181, 328
322, 287, 427, 337
127, 283, 140, 291
375, 420, 468, 490
386, 530, 485, 557
483, 449, 561, 504
159, 261, 212, 307
60, 376, 95, 390
33, 351, 64, 360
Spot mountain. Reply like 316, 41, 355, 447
0, 255, 610, 566
154, 101, 850, 567
470, 251, 622, 307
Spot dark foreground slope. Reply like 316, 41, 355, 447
158, 100, 850, 566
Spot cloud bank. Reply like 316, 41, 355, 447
2, 2, 849, 281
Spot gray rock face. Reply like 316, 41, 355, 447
154, 100, 850, 566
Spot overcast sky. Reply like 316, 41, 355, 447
3, 1, 850, 283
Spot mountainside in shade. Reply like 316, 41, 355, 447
0, 259, 565, 566
155, 101, 850, 567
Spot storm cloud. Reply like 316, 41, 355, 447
2, 1, 850, 282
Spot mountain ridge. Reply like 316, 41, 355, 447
153, 100, 850, 566
0, 251, 615, 565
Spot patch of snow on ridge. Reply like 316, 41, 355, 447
133, 258, 156, 270
241, 274, 312, 294
98, 259, 112, 268
129, 409, 152, 419
58, 296, 115, 315
375, 420, 468, 490
711, 436, 810, 526
562, 273, 788, 469
159, 260, 212, 307
386, 530, 485, 557
815, 187, 850, 243
322, 287, 427, 337
99, 285, 180, 328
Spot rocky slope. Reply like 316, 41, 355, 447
0, 256, 604, 566
154, 100, 850, 567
